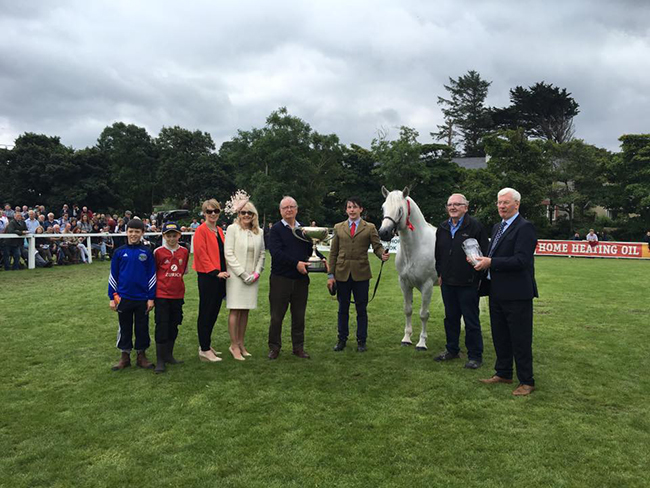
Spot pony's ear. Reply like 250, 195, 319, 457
402, 187, 410, 198
381, 186, 389, 198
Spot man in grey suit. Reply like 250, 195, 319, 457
473, 188, 538, 396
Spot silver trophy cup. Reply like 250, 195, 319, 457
291, 226, 333, 272
462, 238, 483, 266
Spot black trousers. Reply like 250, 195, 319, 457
268, 274, 309, 351
196, 272, 226, 352
440, 284, 483, 360
488, 297, 534, 386
336, 277, 369, 343
116, 299, 150, 352
155, 298, 184, 344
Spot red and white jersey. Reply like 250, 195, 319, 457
154, 245, 189, 299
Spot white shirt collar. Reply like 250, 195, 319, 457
282, 219, 301, 228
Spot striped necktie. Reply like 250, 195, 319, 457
488, 221, 507, 257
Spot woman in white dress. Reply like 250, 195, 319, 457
224, 199, 265, 361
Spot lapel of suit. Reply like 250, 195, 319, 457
490, 215, 520, 255
353, 220, 366, 239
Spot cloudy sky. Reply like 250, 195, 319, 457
1, 0, 648, 152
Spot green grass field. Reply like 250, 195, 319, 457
1, 255, 649, 488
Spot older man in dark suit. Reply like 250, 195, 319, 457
473, 188, 538, 396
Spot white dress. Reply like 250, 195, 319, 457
224, 223, 265, 309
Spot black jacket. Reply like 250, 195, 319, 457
488, 215, 538, 301
269, 221, 323, 279
5, 219, 27, 248
435, 215, 489, 287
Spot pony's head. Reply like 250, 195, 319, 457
379, 186, 409, 241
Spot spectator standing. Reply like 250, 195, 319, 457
25, 210, 41, 233
586, 229, 598, 249
5, 212, 28, 270
190, 218, 200, 230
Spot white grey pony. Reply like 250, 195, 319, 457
378, 187, 438, 350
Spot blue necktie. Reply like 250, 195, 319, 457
488, 221, 507, 257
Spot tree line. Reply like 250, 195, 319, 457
1, 71, 649, 240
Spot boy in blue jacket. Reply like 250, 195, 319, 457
108, 218, 156, 371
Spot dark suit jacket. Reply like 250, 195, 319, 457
488, 215, 538, 301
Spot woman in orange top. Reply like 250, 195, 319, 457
193, 199, 230, 362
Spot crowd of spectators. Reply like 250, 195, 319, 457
1, 203, 202, 271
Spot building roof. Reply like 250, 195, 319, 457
452, 157, 487, 170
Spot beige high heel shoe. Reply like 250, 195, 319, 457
229, 345, 245, 361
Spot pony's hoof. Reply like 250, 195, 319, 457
415, 346, 428, 351
401, 342, 413, 347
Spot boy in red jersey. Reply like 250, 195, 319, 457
153, 222, 189, 374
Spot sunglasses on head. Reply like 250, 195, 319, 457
204, 209, 220, 215
239, 210, 254, 216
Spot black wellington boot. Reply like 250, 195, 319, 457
154, 343, 166, 374
167, 339, 184, 365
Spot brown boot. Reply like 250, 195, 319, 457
136, 350, 154, 369
112, 351, 131, 371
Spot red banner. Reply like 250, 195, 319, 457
535, 240, 650, 259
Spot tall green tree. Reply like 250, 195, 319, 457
482, 129, 554, 230
372, 126, 460, 223
323, 144, 385, 226
96, 122, 158, 215
548, 140, 610, 231
601, 134, 650, 237
155, 126, 234, 208
434, 70, 492, 157
220, 107, 343, 225
492, 82, 580, 143
2, 133, 74, 208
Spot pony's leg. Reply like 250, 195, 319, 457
400, 279, 414, 346
415, 279, 434, 350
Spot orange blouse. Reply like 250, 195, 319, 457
192, 223, 225, 273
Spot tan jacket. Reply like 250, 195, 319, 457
328, 219, 384, 281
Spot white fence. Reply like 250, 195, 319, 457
0, 232, 196, 269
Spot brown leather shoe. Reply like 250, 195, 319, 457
268, 349, 280, 360
293, 349, 310, 359
512, 384, 535, 396
479, 375, 513, 384
112, 351, 131, 371
136, 350, 155, 369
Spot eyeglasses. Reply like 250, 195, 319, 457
446, 203, 466, 208
281, 205, 297, 211
239, 211, 254, 216
496, 201, 512, 206
204, 209, 220, 215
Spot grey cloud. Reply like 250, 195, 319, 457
0, 0, 648, 152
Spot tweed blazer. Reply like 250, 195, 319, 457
328, 219, 384, 282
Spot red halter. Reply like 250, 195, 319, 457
406, 199, 415, 231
